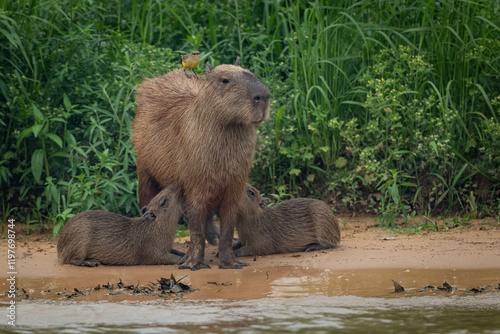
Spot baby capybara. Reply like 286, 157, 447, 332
133, 59, 270, 270
57, 185, 184, 266
234, 185, 341, 256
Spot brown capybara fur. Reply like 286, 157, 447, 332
57, 185, 184, 266
234, 185, 341, 256
133, 60, 270, 270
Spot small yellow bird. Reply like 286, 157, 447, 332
181, 51, 201, 77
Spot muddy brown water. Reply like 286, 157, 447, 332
2, 267, 499, 300
1, 219, 499, 332
1, 294, 500, 333
1, 267, 500, 333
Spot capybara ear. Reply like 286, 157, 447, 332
260, 197, 271, 208
235, 56, 241, 66
143, 210, 157, 223
205, 61, 214, 73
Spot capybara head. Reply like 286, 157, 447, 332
238, 184, 264, 218
142, 185, 183, 223
241, 184, 270, 210
202, 62, 271, 125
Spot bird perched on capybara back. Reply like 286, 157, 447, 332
234, 185, 341, 256
57, 185, 185, 266
133, 59, 271, 270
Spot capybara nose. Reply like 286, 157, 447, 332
253, 90, 270, 104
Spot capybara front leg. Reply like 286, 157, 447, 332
303, 243, 325, 252
168, 249, 185, 264
179, 206, 210, 270
218, 207, 249, 269
70, 258, 102, 267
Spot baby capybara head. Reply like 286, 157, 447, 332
203, 61, 271, 125
238, 184, 265, 217
142, 185, 184, 223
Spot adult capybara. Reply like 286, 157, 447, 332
57, 185, 185, 266
133, 59, 270, 270
234, 185, 341, 256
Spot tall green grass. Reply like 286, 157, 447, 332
1, 0, 499, 234
0, 1, 176, 234
264, 0, 500, 218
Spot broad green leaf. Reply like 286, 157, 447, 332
31, 149, 44, 183
388, 185, 400, 204
46, 133, 63, 148
63, 94, 72, 111
31, 104, 44, 121
31, 124, 43, 138
16, 127, 33, 148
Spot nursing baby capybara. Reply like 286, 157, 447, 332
133, 59, 270, 270
57, 185, 185, 266
234, 185, 341, 256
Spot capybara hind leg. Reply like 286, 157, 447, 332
303, 243, 326, 252
69, 258, 102, 267
205, 214, 220, 246
179, 207, 210, 271
138, 169, 162, 208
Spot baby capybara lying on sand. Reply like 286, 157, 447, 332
234, 185, 341, 256
57, 185, 184, 266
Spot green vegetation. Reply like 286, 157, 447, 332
1, 0, 499, 234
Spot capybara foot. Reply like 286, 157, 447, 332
70, 258, 102, 267
178, 252, 210, 270
179, 261, 211, 271
219, 258, 249, 269
303, 243, 324, 252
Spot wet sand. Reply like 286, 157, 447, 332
1, 217, 499, 301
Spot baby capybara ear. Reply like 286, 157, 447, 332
260, 197, 271, 208
234, 56, 241, 66
142, 210, 156, 223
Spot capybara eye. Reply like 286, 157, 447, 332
160, 198, 168, 207
220, 78, 230, 84
248, 189, 255, 197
